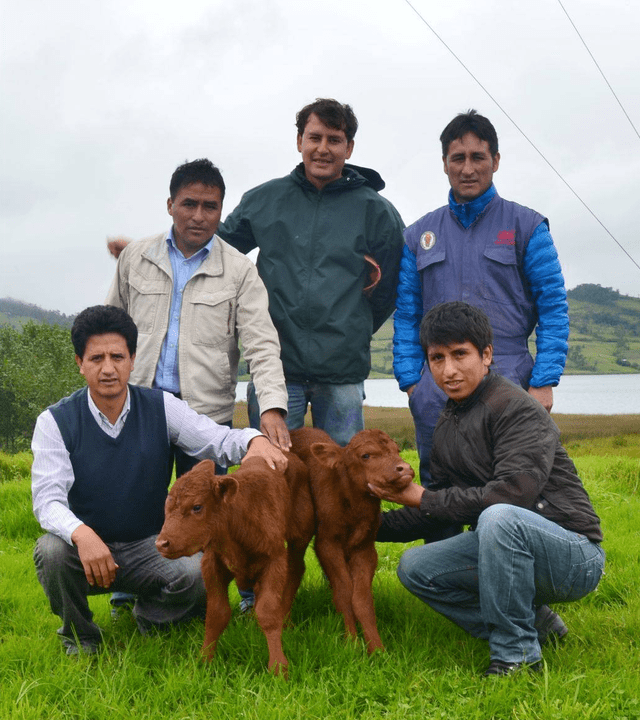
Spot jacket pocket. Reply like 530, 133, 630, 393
189, 287, 237, 347
480, 245, 528, 306
127, 273, 168, 335
415, 246, 447, 304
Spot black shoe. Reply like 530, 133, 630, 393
535, 605, 568, 645
65, 641, 100, 656
483, 659, 543, 677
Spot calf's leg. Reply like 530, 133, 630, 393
201, 552, 233, 661
281, 542, 308, 624
349, 544, 384, 653
253, 554, 289, 677
314, 536, 358, 639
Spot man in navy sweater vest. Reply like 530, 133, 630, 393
31, 305, 286, 655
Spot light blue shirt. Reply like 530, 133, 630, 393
153, 229, 213, 393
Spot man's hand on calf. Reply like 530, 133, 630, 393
259, 408, 291, 451
243, 435, 288, 472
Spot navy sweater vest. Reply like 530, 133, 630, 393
49, 385, 172, 542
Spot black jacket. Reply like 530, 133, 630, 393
379, 372, 602, 542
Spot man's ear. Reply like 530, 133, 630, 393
130, 353, 135, 371
167, 196, 173, 217
492, 152, 500, 173
75, 355, 83, 373
483, 344, 493, 367
296, 134, 303, 153
345, 140, 354, 159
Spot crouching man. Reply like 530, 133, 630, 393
369, 301, 604, 676
31, 305, 286, 655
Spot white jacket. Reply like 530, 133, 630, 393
106, 232, 287, 423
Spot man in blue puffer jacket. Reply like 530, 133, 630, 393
392, 110, 569, 492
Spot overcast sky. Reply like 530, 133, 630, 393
2, 0, 639, 315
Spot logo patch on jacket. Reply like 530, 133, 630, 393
495, 230, 516, 245
420, 231, 437, 250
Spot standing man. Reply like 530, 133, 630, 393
393, 110, 569, 486
371, 302, 603, 677
32, 305, 286, 655
218, 98, 404, 446
106, 158, 289, 479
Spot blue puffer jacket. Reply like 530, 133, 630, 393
393, 185, 569, 390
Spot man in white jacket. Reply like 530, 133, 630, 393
106, 158, 289, 479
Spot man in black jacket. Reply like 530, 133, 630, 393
370, 302, 604, 676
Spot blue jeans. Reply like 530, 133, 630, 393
248, 380, 365, 447
34, 533, 206, 650
397, 504, 605, 665
407, 371, 445, 487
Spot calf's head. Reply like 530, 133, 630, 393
156, 460, 239, 559
311, 429, 414, 492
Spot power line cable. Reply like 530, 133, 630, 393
557, 0, 640, 141
401, 0, 640, 273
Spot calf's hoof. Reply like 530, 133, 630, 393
268, 659, 289, 680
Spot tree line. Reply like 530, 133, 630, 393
0, 323, 84, 451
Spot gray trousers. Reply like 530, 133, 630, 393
34, 532, 206, 649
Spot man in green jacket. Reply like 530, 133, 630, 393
107, 101, 404, 446
219, 98, 404, 445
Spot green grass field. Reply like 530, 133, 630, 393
1, 423, 639, 720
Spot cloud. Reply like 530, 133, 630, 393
2, 0, 639, 314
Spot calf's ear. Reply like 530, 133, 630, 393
310, 442, 342, 469
212, 476, 239, 503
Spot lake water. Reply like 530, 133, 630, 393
236, 374, 640, 415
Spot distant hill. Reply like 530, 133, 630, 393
3, 285, 639, 376
370, 283, 640, 377
0, 298, 76, 329
562, 284, 640, 374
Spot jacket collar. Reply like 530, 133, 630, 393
291, 162, 382, 193
141, 231, 225, 278
448, 184, 498, 229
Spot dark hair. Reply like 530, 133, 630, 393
169, 158, 226, 200
420, 302, 493, 357
296, 98, 358, 143
72, 305, 138, 358
440, 110, 499, 158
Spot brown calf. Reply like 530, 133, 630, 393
155, 454, 315, 677
289, 427, 414, 653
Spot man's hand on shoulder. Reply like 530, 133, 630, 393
243, 434, 288, 473
71, 524, 119, 588
528, 385, 553, 413
106, 236, 133, 260
259, 408, 291, 451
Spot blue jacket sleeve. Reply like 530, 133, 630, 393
393, 244, 425, 390
524, 222, 569, 387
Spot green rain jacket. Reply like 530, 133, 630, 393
218, 163, 404, 384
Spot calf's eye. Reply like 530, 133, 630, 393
192, 505, 203, 513
361, 454, 370, 459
